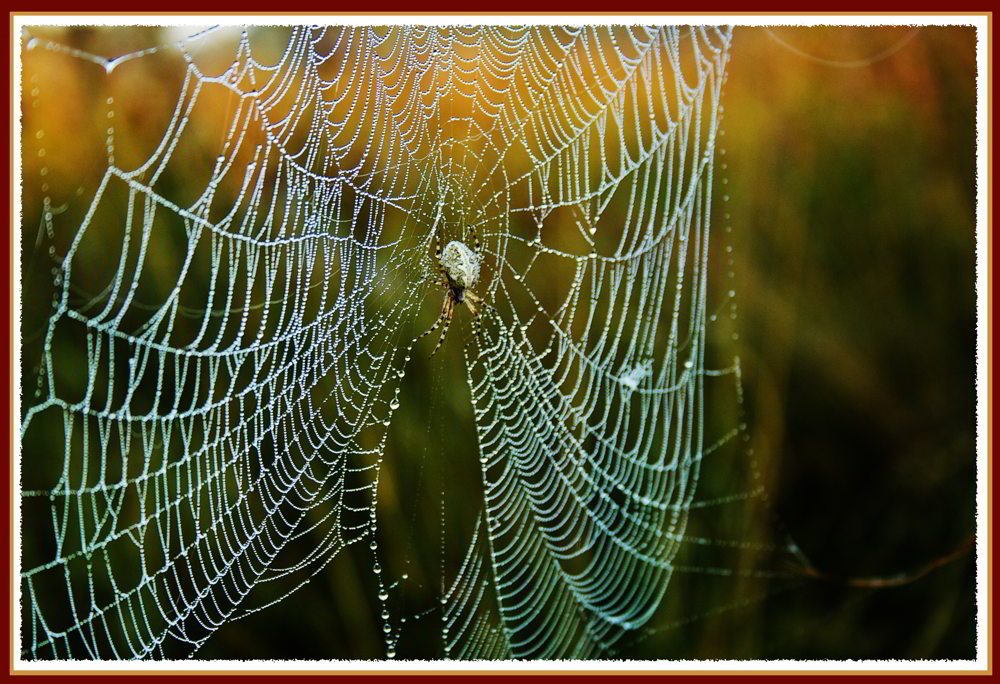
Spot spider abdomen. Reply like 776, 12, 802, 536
440, 240, 480, 290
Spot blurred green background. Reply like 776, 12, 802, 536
18, 25, 978, 661
713, 25, 976, 660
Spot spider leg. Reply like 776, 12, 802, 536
417, 296, 451, 343
472, 309, 488, 349
467, 224, 481, 257
428, 297, 455, 358
421, 272, 449, 289
465, 297, 478, 318
422, 235, 449, 289
464, 290, 496, 319
462, 291, 495, 350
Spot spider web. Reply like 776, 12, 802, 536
18, 24, 770, 661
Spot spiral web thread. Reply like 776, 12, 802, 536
18, 25, 758, 660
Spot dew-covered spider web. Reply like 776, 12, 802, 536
19, 24, 791, 661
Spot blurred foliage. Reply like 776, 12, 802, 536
716, 26, 977, 660
18, 25, 977, 661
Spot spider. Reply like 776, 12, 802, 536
418, 229, 487, 357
